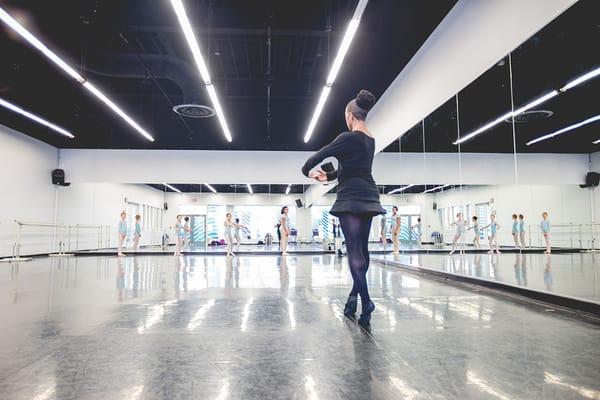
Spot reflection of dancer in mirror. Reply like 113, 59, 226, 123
302, 90, 384, 329
117, 210, 127, 257
511, 214, 520, 248
133, 214, 142, 251
224, 213, 235, 257
541, 212, 551, 254
449, 212, 466, 255
174, 215, 185, 256
379, 215, 387, 249
279, 206, 290, 256
183, 216, 191, 249
483, 214, 501, 254
411, 217, 422, 248
390, 206, 401, 255
468, 216, 481, 249
519, 214, 526, 249
234, 218, 247, 250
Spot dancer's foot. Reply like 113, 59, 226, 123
358, 300, 375, 327
487, 250, 493, 254
343, 295, 358, 319
496, 250, 501, 254
449, 250, 455, 255
118, 252, 125, 257
282, 252, 289, 256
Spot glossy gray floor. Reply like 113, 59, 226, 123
378, 253, 600, 304
1, 255, 599, 399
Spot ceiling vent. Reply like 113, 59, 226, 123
505, 110, 553, 123
173, 104, 215, 118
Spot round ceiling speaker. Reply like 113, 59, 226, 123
505, 110, 553, 123
173, 104, 215, 118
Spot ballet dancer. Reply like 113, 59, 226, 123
511, 214, 520, 248
411, 217, 422, 248
117, 211, 127, 257
483, 214, 501, 254
279, 206, 290, 256
234, 218, 247, 250
380, 214, 387, 249
519, 214, 526, 249
174, 215, 185, 256
302, 89, 384, 328
449, 212, 466, 255
541, 212, 551, 254
133, 214, 142, 251
468, 215, 481, 249
183, 216, 191, 249
390, 206, 401, 255
224, 213, 235, 257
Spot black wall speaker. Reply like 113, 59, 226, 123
164, 202, 168, 210
51, 169, 70, 186
581, 172, 600, 188
295, 199, 303, 208
432, 202, 437, 210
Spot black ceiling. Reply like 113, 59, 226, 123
0, 0, 598, 154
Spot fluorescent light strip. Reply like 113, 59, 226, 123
204, 183, 217, 193
285, 184, 292, 195
0, 97, 74, 138
170, 0, 232, 142
454, 91, 558, 145
561, 66, 600, 92
0, 6, 154, 142
527, 114, 600, 145
388, 185, 415, 194
303, 0, 369, 143
163, 183, 182, 193
423, 184, 449, 193
247, 184, 253, 194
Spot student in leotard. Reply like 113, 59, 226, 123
468, 216, 481, 249
234, 218, 247, 250
302, 89, 384, 328
224, 213, 235, 257
279, 206, 290, 256
133, 214, 142, 251
183, 216, 191, 249
117, 210, 127, 257
519, 214, 526, 249
411, 217, 422, 248
390, 206, 401, 255
380, 215, 387, 249
174, 215, 185, 256
540, 211, 551, 254
483, 214, 501, 254
511, 214, 520, 248
449, 212, 466, 255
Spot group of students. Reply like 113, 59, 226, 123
380, 206, 422, 255
117, 210, 143, 257
449, 211, 552, 255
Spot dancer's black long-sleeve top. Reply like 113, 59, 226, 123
302, 130, 385, 216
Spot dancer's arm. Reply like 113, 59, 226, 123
301, 132, 350, 181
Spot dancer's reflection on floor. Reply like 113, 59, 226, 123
544, 255, 554, 291
116, 258, 125, 303
278, 255, 289, 294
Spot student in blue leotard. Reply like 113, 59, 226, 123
174, 215, 185, 256
117, 210, 127, 257
411, 217, 422, 248
133, 214, 142, 251
449, 212, 467, 255
390, 206, 401, 255
511, 214, 520, 248
483, 214, 500, 254
467, 216, 481, 249
540, 212, 551, 254
518, 214, 526, 249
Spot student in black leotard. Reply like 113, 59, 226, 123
302, 90, 385, 328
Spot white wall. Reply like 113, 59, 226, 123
0, 125, 58, 257
404, 184, 594, 247
591, 152, 600, 223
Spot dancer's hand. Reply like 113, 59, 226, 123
309, 169, 327, 182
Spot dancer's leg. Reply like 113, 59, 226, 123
339, 214, 372, 303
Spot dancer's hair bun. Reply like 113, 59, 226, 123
355, 90, 376, 111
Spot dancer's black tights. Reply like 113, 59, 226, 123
339, 213, 373, 303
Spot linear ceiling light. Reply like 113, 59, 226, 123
0, 6, 154, 142
303, 0, 369, 143
0, 97, 74, 138
388, 185, 415, 194
170, 0, 232, 142
423, 184, 450, 194
204, 183, 217, 193
285, 184, 292, 195
246, 184, 253, 194
526, 114, 600, 146
163, 183, 182, 193
454, 91, 558, 145
561, 66, 600, 92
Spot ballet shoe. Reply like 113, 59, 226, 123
343, 295, 358, 319
358, 300, 375, 326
